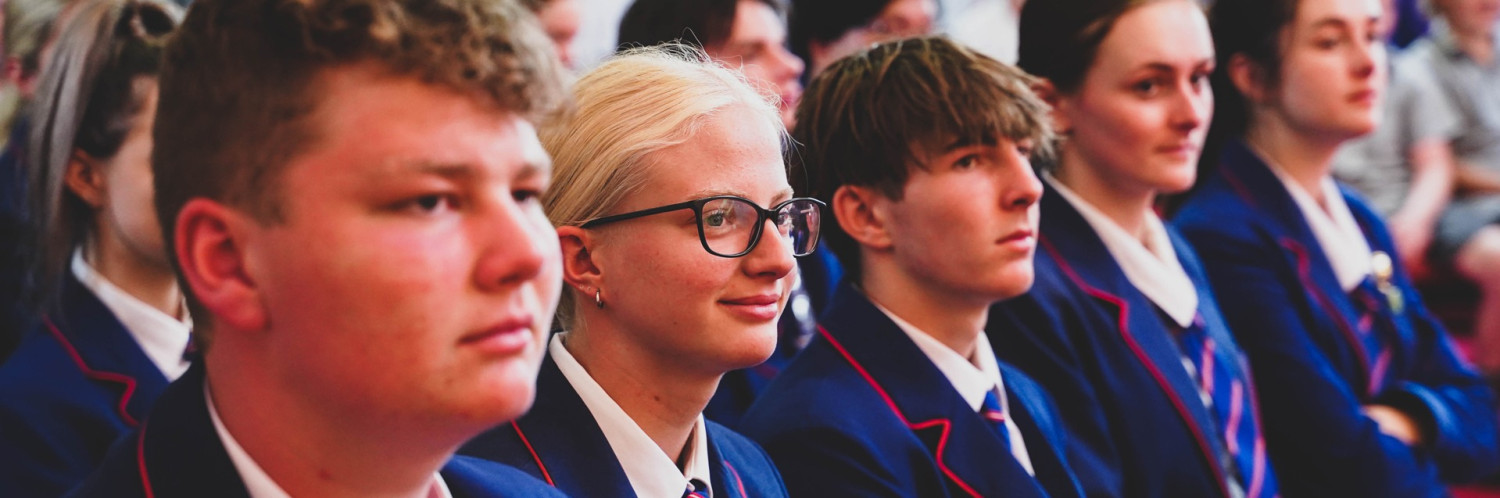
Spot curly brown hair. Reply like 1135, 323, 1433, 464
153, 0, 566, 328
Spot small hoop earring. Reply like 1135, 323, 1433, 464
595, 289, 604, 309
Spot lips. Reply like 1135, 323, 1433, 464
1348, 89, 1377, 105
460, 315, 535, 354
720, 293, 782, 322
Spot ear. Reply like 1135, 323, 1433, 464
1031, 79, 1072, 135
1227, 53, 1271, 106
64, 151, 107, 208
556, 225, 604, 297
174, 199, 267, 333
832, 185, 895, 252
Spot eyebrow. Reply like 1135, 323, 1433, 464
944, 134, 999, 152
393, 158, 549, 182
684, 187, 796, 205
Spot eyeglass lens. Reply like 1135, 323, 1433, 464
700, 198, 821, 257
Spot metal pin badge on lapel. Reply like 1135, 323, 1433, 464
1371, 251, 1404, 314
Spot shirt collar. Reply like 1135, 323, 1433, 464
1044, 175, 1199, 327
204, 383, 454, 498
550, 334, 714, 498
1261, 152, 1373, 291
867, 299, 1035, 475
71, 249, 193, 380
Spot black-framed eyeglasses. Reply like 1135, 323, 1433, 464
580, 195, 825, 258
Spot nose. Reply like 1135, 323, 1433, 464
1000, 152, 1043, 211
1169, 81, 1210, 133
474, 201, 553, 292
773, 45, 805, 84
1351, 35, 1382, 81
742, 216, 797, 280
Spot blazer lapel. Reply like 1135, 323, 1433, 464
820, 284, 1046, 498
134, 363, 248, 497
1216, 141, 1382, 395
1037, 189, 1231, 498
507, 355, 635, 497
1002, 364, 1084, 498
46, 276, 172, 427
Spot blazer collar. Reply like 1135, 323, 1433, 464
134, 362, 249, 497
45, 276, 172, 426
508, 354, 635, 497
820, 283, 1047, 498
1037, 190, 1234, 497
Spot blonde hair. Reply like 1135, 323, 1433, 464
542, 43, 784, 329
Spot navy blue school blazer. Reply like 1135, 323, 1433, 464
737, 283, 1084, 498
66, 362, 561, 498
1172, 139, 1500, 496
988, 188, 1277, 498
460, 353, 790, 498
0, 276, 173, 497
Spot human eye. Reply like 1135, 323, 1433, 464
1015, 140, 1035, 158
953, 154, 980, 170
393, 193, 458, 215
704, 204, 735, 228
1132, 78, 1162, 97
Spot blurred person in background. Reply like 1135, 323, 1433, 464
788, 0, 937, 76
0, 0, 78, 363
1330, 0, 1458, 274
1175, 0, 1500, 493
1404, 0, 1500, 376
524, 0, 581, 70
0, 2, 184, 495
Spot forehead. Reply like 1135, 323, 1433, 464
287, 65, 546, 187
727, 0, 784, 45
1292, 0, 1382, 28
1092, 1, 1213, 72
634, 105, 788, 205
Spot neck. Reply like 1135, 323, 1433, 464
1052, 153, 1158, 244
563, 324, 713, 461
205, 349, 453, 498
1244, 116, 1341, 206
859, 259, 987, 359
85, 238, 182, 318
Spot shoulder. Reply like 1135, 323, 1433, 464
739, 340, 906, 440
441, 455, 565, 498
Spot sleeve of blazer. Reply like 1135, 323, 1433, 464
1183, 224, 1447, 498
1368, 218, 1500, 482
989, 286, 1126, 498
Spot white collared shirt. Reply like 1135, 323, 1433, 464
1044, 175, 1199, 328
868, 300, 1035, 476
1263, 154, 1373, 291
204, 384, 453, 498
550, 334, 714, 498
71, 250, 192, 380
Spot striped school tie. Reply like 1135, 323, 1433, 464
980, 389, 1011, 448
683, 478, 710, 498
1349, 278, 1395, 397
1170, 312, 1275, 498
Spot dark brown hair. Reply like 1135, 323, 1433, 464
617, 0, 782, 53
153, 0, 567, 333
25, 0, 179, 311
1018, 0, 1173, 93
791, 36, 1051, 280
1203, 0, 1301, 167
